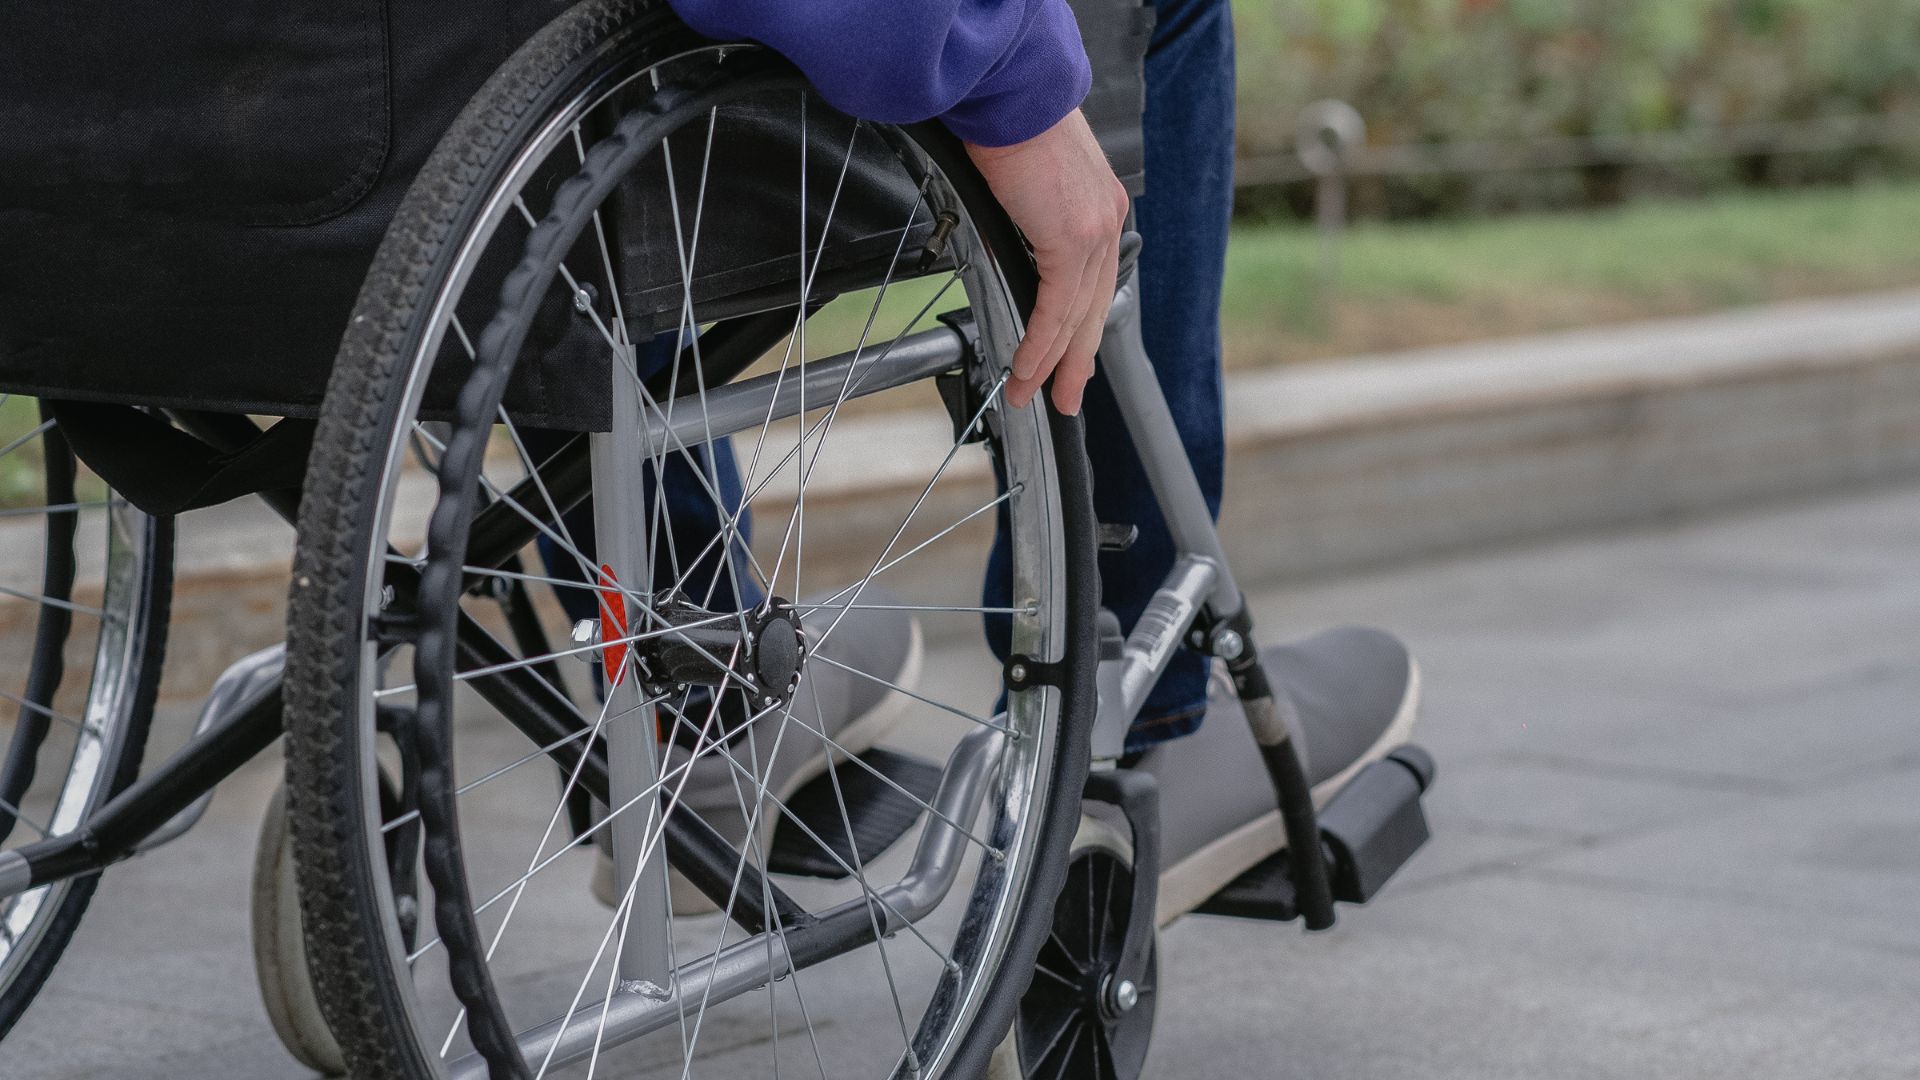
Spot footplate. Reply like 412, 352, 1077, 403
1196, 746, 1437, 921
767, 748, 943, 878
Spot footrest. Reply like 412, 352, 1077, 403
767, 747, 943, 879
1195, 745, 1437, 922
1194, 849, 1301, 922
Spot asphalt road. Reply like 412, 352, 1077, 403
8, 483, 1920, 1078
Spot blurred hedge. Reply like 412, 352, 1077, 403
1232, 0, 1920, 214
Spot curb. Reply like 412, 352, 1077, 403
1216, 287, 1920, 582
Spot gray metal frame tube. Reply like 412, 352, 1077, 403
447, 726, 1005, 1078
1098, 280, 1242, 613
643, 323, 966, 460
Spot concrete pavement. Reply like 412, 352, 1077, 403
8, 483, 1920, 1077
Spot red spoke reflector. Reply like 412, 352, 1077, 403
597, 564, 630, 685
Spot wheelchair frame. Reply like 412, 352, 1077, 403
0, 6, 1438, 1069
0, 252, 1339, 1034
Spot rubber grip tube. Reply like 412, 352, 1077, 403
1233, 654, 1337, 931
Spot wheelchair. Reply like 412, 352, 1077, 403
0, 2, 1433, 1076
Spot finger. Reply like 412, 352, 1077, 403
1051, 244, 1119, 416
1011, 246, 1100, 409
1010, 252, 1085, 386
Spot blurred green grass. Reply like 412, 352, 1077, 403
670, 180, 1920, 377
0, 396, 105, 513
0, 396, 50, 509
1223, 180, 1920, 364
808, 181, 1920, 367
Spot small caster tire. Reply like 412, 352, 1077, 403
990, 813, 1158, 1080
251, 783, 347, 1076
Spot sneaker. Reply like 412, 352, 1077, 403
1143, 625, 1421, 922
592, 585, 924, 912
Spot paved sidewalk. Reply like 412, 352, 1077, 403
8, 484, 1920, 1077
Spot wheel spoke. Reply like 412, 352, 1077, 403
408, 418, 612, 602
799, 689, 919, 1071
516, 186, 772, 597
0, 418, 54, 461
0, 686, 94, 737
810, 653, 1012, 736
656, 263, 963, 599
688, 715, 962, 969
409, 694, 787, 962
380, 724, 597, 836
0, 796, 50, 839
434, 671, 644, 1058
785, 698, 1000, 854
0, 501, 108, 519
724, 103, 861, 607
655, 107, 743, 621
536, 674, 792, 1076
0, 583, 112, 622
1050, 1021, 1088, 1080
495, 406, 596, 595
1027, 1012, 1083, 1077
674, 684, 802, 1076
803, 372, 1009, 660
1096, 858, 1118, 958
764, 175, 934, 604
1032, 960, 1078, 989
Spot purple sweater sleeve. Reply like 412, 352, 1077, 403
666, 0, 1092, 147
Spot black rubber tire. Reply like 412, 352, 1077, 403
283, 1, 1098, 1076
1005, 815, 1158, 1080
0, 514, 173, 1041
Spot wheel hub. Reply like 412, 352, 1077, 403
576, 596, 807, 705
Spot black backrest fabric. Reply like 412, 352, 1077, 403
0, 2, 392, 227
0, 0, 572, 421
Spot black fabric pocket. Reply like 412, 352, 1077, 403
0, 1, 390, 226
1069, 0, 1151, 194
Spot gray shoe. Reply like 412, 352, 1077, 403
1144, 625, 1421, 922
593, 586, 924, 911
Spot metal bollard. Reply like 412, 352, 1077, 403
1294, 99, 1366, 293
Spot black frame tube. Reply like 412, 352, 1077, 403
17, 681, 284, 888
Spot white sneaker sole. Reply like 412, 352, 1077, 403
1155, 658, 1423, 925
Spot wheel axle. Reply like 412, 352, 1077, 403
571, 597, 806, 705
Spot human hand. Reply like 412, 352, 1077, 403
965, 109, 1129, 415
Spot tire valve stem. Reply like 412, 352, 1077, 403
917, 211, 959, 273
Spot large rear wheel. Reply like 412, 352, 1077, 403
0, 399, 171, 1038
285, 3, 1098, 1076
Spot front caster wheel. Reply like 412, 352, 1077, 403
996, 814, 1158, 1080
255, 764, 421, 1077
252, 783, 346, 1076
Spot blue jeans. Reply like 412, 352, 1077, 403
543, 0, 1236, 750
1090, 0, 1235, 751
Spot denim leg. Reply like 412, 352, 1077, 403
985, 0, 1235, 753
1102, 0, 1235, 751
